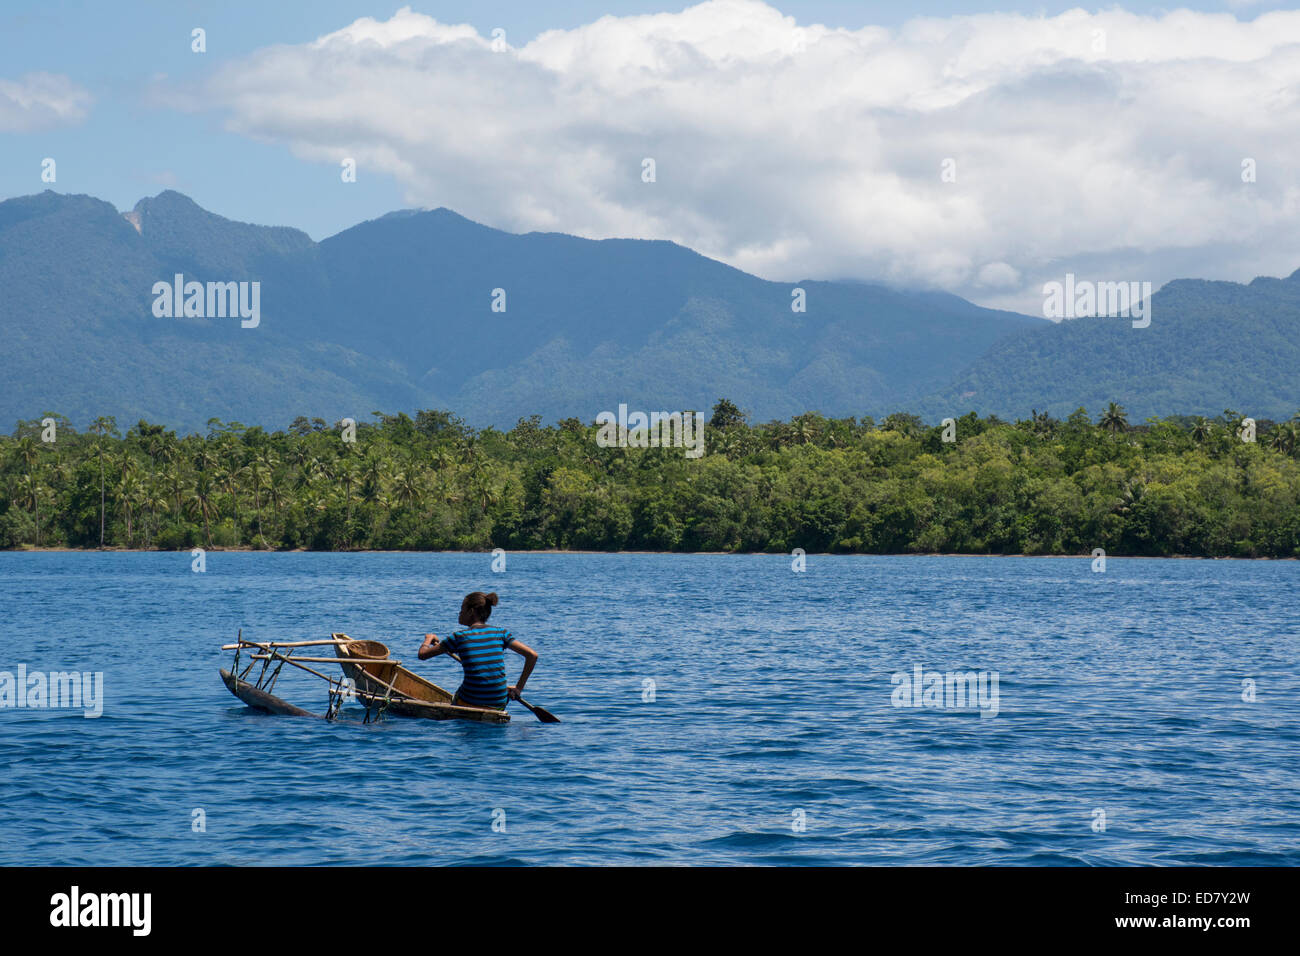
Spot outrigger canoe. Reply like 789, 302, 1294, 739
219, 632, 510, 724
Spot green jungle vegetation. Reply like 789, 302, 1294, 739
2, 401, 1299, 557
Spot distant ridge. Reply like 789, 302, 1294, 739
3, 189, 1298, 433
918, 271, 1300, 422
0, 189, 1041, 432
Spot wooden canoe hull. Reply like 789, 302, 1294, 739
333, 634, 510, 725
220, 668, 317, 717
351, 689, 510, 723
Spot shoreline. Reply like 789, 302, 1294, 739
3, 546, 1293, 560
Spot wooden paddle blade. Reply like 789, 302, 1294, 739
519, 698, 560, 723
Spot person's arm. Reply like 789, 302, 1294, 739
418, 633, 450, 660
507, 640, 539, 699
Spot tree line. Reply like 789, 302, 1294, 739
2, 401, 1298, 556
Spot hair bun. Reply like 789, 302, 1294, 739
486, 592, 499, 606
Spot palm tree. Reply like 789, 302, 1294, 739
791, 416, 818, 446
119, 470, 145, 546
15, 436, 39, 476
714, 431, 740, 458
1222, 409, 1251, 443
244, 458, 271, 547
89, 416, 119, 547
1267, 422, 1298, 455
187, 472, 216, 548
253, 449, 282, 513
194, 442, 219, 477
360, 452, 388, 505
142, 483, 169, 546
390, 469, 425, 510
1098, 403, 1128, 437
1030, 409, 1056, 438
766, 425, 790, 450
118, 458, 145, 546
431, 448, 453, 474
16, 472, 45, 545
1116, 477, 1146, 516
162, 467, 186, 518
156, 434, 179, 469
265, 467, 285, 517
0, 472, 18, 522
472, 478, 499, 515
1190, 417, 1213, 446
298, 481, 328, 518
138, 429, 165, 469
292, 457, 321, 494
337, 458, 360, 527
213, 441, 245, 535
468, 465, 500, 514
289, 443, 317, 474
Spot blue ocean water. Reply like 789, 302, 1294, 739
0, 552, 1296, 866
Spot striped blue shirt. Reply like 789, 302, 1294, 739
443, 626, 515, 710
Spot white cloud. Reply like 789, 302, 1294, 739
193, 2, 1300, 312
977, 262, 1021, 289
0, 72, 92, 132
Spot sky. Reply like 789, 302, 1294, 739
1, 0, 1297, 313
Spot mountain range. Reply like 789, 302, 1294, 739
1, 189, 1297, 434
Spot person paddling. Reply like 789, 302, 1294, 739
418, 591, 538, 711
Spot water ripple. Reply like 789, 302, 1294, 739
0, 552, 1296, 865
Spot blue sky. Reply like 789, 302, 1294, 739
0, 1, 1295, 312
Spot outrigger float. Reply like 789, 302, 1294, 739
219, 631, 512, 724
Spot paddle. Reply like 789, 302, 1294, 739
511, 694, 560, 724
442, 646, 560, 723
